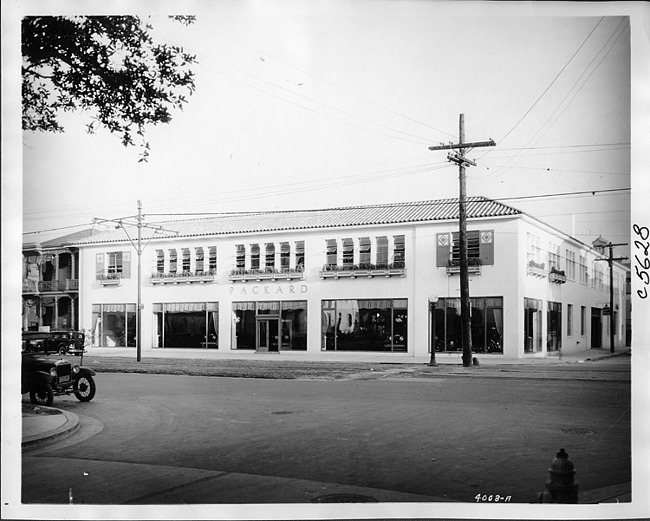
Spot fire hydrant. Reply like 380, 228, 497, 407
538, 448, 579, 503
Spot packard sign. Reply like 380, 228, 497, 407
229, 284, 308, 296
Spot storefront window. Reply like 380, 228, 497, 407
153, 302, 218, 348
524, 298, 542, 353
432, 297, 503, 353
232, 301, 307, 350
91, 303, 136, 347
321, 299, 407, 352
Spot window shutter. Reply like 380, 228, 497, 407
96, 253, 105, 279
479, 230, 494, 265
122, 251, 131, 278
436, 233, 451, 267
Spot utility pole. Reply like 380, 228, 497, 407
136, 200, 143, 362
595, 243, 627, 353
94, 203, 177, 362
429, 114, 495, 367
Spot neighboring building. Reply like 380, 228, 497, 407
70, 197, 629, 359
22, 229, 94, 332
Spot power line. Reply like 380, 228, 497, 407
496, 17, 605, 146
184, 25, 457, 140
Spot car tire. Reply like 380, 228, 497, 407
57, 343, 68, 355
29, 382, 54, 406
73, 374, 96, 402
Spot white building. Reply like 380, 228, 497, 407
72, 197, 628, 359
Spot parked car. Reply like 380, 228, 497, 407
22, 330, 86, 356
21, 348, 97, 406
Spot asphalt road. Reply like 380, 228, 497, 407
22, 362, 631, 505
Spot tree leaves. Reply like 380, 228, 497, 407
22, 15, 197, 161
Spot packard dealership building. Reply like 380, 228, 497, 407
66, 196, 627, 359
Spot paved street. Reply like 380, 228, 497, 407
22, 359, 631, 505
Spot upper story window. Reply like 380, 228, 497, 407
548, 243, 561, 271
250, 244, 260, 270
265, 243, 275, 269
527, 233, 542, 265
280, 242, 290, 269
342, 238, 354, 265
565, 249, 576, 280
376, 237, 388, 265
359, 237, 371, 265
326, 239, 337, 267
156, 250, 164, 273
393, 235, 405, 266
169, 249, 178, 273
195, 247, 205, 273
452, 231, 480, 263
579, 255, 588, 284
96, 251, 131, 280
182, 248, 191, 273
436, 230, 494, 268
295, 241, 305, 268
108, 252, 123, 275
208, 246, 217, 272
236, 245, 245, 269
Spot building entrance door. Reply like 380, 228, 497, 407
591, 308, 602, 348
257, 319, 279, 352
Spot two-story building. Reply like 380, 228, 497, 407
21, 229, 95, 332
70, 196, 628, 359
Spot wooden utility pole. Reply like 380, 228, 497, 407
595, 243, 627, 353
429, 114, 495, 367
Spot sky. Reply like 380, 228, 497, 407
3, 2, 650, 519
11, 2, 643, 263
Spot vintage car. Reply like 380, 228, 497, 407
22, 330, 86, 356
21, 347, 96, 406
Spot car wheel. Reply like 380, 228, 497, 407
73, 374, 96, 402
29, 382, 54, 406
57, 343, 68, 355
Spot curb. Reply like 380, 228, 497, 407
22, 407, 80, 448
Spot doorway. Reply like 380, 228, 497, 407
591, 307, 602, 348
257, 319, 279, 352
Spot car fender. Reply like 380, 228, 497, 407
77, 367, 96, 377
28, 371, 53, 385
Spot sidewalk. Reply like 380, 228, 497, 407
81, 346, 629, 365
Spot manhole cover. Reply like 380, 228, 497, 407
312, 494, 378, 503
559, 427, 596, 435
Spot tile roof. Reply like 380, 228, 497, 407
71, 196, 522, 245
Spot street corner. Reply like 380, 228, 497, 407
22, 403, 80, 448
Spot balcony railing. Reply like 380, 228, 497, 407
150, 271, 216, 284
23, 279, 79, 293
446, 258, 482, 275
319, 262, 406, 279
229, 266, 304, 282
